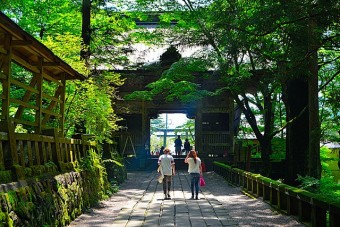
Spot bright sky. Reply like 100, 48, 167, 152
159, 113, 188, 128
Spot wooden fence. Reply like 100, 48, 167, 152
0, 128, 96, 182
213, 162, 340, 227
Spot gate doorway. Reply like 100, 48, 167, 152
150, 113, 195, 157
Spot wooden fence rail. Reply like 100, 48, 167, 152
0, 129, 96, 182
213, 162, 340, 227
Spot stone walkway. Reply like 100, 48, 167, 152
68, 171, 305, 227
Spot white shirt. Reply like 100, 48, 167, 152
187, 157, 201, 174
158, 154, 175, 176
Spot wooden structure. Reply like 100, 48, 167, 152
0, 12, 84, 134
0, 12, 88, 181
113, 69, 235, 169
213, 162, 340, 227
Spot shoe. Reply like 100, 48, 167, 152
190, 195, 194, 200
164, 194, 168, 200
167, 194, 171, 199
195, 196, 198, 200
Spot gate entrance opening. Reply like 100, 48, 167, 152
150, 113, 195, 156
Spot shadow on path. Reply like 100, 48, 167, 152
68, 171, 305, 227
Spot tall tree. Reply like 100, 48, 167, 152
121, 0, 339, 182
81, 0, 91, 63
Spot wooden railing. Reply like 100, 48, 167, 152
0, 128, 96, 182
213, 162, 340, 227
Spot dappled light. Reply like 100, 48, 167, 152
69, 171, 305, 226
0, 0, 339, 226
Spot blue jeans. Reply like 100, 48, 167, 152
190, 173, 200, 196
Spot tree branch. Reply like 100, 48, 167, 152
319, 69, 340, 91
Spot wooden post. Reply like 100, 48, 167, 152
1, 34, 11, 122
42, 128, 61, 168
81, 134, 87, 157
35, 57, 43, 134
60, 74, 66, 136
0, 34, 19, 168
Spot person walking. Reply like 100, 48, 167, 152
158, 148, 176, 199
184, 150, 202, 200
174, 135, 182, 156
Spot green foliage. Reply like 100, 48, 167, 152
174, 119, 195, 143
42, 34, 87, 75
296, 147, 340, 203
0, 171, 13, 183
270, 138, 286, 160
64, 72, 122, 142
102, 148, 127, 185
125, 57, 214, 103
319, 46, 340, 143
77, 149, 113, 202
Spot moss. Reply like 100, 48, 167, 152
0, 149, 123, 226
24, 168, 32, 177
13, 165, 25, 180
16, 201, 35, 219
0, 211, 13, 227
6, 191, 18, 210
0, 171, 13, 183
0, 211, 7, 223
31, 165, 45, 176
58, 162, 74, 173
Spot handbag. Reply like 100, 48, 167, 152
158, 174, 164, 183
157, 166, 164, 183
199, 174, 206, 186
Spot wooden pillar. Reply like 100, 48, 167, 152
141, 101, 148, 158
35, 57, 43, 134
195, 110, 202, 155
1, 34, 11, 123
0, 34, 18, 166
228, 97, 235, 157
59, 74, 66, 137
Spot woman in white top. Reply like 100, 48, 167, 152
184, 150, 202, 200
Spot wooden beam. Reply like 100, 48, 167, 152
11, 78, 39, 94
42, 108, 62, 118
12, 117, 37, 127
35, 57, 43, 134
11, 40, 32, 46
10, 98, 39, 110
11, 52, 40, 74
0, 71, 6, 80
60, 74, 66, 136
42, 86, 62, 125
14, 75, 38, 122
42, 71, 63, 86
1, 34, 11, 121
0, 46, 7, 54
42, 91, 62, 103
42, 62, 60, 67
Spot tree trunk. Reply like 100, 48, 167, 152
81, 0, 91, 63
259, 137, 272, 176
285, 78, 309, 186
307, 18, 321, 179
284, 19, 321, 185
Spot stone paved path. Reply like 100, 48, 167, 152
68, 171, 305, 227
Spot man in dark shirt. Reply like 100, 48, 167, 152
174, 135, 182, 156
